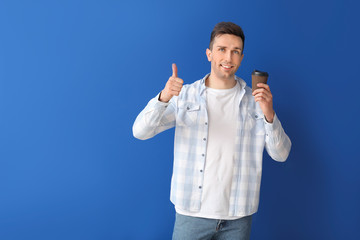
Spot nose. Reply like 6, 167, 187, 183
225, 51, 232, 62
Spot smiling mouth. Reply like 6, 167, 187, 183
220, 64, 234, 69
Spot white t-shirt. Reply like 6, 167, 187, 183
176, 81, 241, 220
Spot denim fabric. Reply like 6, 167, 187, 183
172, 213, 252, 240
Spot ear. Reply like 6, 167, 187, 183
206, 48, 212, 62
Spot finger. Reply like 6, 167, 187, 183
254, 89, 271, 98
172, 63, 178, 78
174, 78, 184, 85
170, 85, 182, 92
252, 88, 265, 96
168, 77, 183, 86
171, 81, 183, 88
175, 77, 183, 84
257, 83, 270, 91
254, 96, 266, 102
252, 87, 270, 96
254, 93, 271, 102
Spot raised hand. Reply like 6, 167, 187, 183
159, 63, 184, 103
252, 83, 275, 123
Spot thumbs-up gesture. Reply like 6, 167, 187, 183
159, 63, 184, 103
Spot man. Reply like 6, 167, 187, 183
133, 22, 291, 240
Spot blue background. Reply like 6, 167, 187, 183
0, 0, 359, 239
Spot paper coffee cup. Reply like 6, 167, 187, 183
252, 70, 269, 92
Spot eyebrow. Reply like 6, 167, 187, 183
216, 45, 242, 50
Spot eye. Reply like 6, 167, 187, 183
234, 50, 240, 54
219, 48, 225, 52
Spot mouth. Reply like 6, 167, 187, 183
220, 64, 234, 70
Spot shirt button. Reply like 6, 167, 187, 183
205, 122, 208, 125
187, 107, 190, 110
202, 154, 205, 157
203, 138, 206, 141
255, 115, 258, 118
199, 186, 202, 189
200, 170, 203, 172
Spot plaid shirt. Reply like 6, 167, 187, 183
133, 74, 291, 217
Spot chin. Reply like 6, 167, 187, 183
222, 73, 235, 80
213, 69, 235, 80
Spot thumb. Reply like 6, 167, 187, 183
172, 63, 178, 78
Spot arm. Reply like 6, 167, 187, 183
253, 83, 291, 161
263, 114, 292, 162
132, 93, 177, 140
133, 63, 183, 140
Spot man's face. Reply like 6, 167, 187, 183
206, 34, 244, 81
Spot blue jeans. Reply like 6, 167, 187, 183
172, 213, 252, 240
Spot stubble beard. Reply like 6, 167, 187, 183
213, 65, 236, 82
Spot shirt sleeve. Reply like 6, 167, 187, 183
132, 92, 177, 140
263, 113, 292, 162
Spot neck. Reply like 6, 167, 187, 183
205, 73, 236, 89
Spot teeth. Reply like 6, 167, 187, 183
222, 65, 231, 69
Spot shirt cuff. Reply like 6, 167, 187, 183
264, 113, 280, 132
147, 92, 171, 109
155, 92, 171, 106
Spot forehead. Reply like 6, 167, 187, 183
213, 34, 243, 48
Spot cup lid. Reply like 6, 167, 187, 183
252, 69, 269, 77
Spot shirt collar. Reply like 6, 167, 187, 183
199, 73, 247, 96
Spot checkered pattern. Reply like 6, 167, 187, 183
133, 74, 291, 217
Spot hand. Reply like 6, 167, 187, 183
252, 83, 275, 123
159, 63, 184, 103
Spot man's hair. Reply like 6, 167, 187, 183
209, 22, 245, 53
